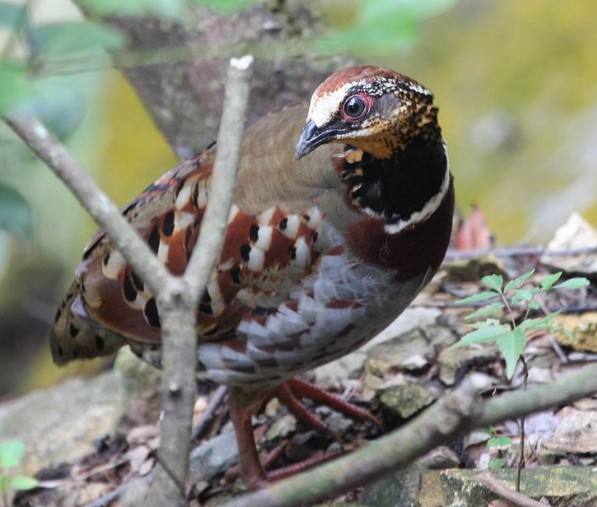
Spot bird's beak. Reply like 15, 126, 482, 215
295, 120, 337, 160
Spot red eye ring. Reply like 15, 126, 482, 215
341, 94, 372, 120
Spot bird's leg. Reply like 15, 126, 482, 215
271, 383, 336, 438
285, 377, 383, 430
228, 388, 267, 488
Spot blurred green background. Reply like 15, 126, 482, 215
0, 0, 596, 395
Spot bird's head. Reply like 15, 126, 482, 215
296, 66, 439, 160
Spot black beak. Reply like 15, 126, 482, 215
295, 120, 338, 160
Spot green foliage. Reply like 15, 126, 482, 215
79, 0, 187, 18
192, 0, 255, 13
0, 440, 38, 497
317, 0, 459, 56
454, 269, 590, 380
0, 2, 25, 28
0, 184, 32, 240
29, 21, 125, 58
486, 428, 511, 470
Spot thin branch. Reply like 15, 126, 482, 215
223, 364, 597, 507
146, 56, 253, 507
184, 55, 253, 301
479, 472, 548, 507
445, 245, 597, 261
4, 116, 172, 298
5, 54, 254, 507
192, 386, 228, 441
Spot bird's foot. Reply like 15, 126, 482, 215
275, 377, 383, 432
227, 378, 381, 488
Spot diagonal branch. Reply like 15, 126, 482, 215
224, 364, 597, 507
147, 55, 253, 507
4, 116, 171, 297
5, 55, 254, 507
183, 54, 253, 303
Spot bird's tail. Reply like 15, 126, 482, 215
50, 279, 126, 365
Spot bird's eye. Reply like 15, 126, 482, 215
342, 95, 368, 120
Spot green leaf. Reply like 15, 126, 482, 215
0, 61, 36, 115
488, 457, 507, 470
464, 302, 504, 321
0, 184, 33, 240
316, 0, 458, 56
0, 440, 25, 468
554, 277, 590, 290
454, 324, 511, 348
456, 291, 499, 305
482, 274, 503, 292
0, 2, 25, 28
10, 475, 38, 491
511, 287, 538, 305
519, 313, 559, 332
541, 272, 562, 290
193, 0, 255, 13
29, 21, 125, 57
504, 269, 535, 292
79, 0, 186, 18
487, 435, 512, 449
496, 329, 526, 379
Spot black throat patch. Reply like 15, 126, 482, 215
341, 132, 448, 228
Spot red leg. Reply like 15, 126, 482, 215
271, 383, 335, 438
228, 388, 267, 488
287, 378, 383, 430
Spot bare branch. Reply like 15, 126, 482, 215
224, 364, 597, 507
445, 245, 597, 261
479, 472, 548, 507
4, 116, 171, 297
146, 56, 253, 507
184, 55, 254, 302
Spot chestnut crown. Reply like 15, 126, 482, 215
296, 66, 440, 159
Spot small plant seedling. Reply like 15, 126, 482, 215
453, 270, 590, 379
486, 427, 512, 470
453, 269, 590, 490
0, 440, 38, 506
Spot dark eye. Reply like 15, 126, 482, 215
343, 95, 367, 119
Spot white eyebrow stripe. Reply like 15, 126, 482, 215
308, 82, 353, 128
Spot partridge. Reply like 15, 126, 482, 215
50, 66, 454, 485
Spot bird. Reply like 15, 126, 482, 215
50, 65, 454, 486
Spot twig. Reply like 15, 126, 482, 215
479, 472, 548, 507
223, 364, 597, 507
147, 55, 253, 507
192, 386, 228, 441
516, 356, 528, 492
445, 245, 597, 261
4, 117, 171, 297
5, 55, 254, 507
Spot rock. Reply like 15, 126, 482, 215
439, 466, 597, 506
367, 329, 434, 376
417, 446, 461, 470
325, 412, 353, 434
314, 308, 443, 385
0, 372, 123, 476
113, 347, 162, 427
542, 213, 597, 275
554, 313, 597, 353
189, 431, 239, 482
363, 308, 442, 351
360, 465, 423, 507
538, 407, 597, 458
379, 384, 437, 419
438, 343, 498, 386
314, 351, 368, 385
265, 414, 297, 441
